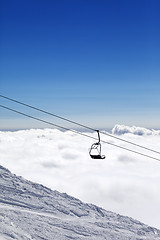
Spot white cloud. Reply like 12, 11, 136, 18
112, 124, 160, 136
0, 126, 160, 229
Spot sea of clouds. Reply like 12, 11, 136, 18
0, 125, 160, 229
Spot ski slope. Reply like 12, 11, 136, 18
0, 165, 160, 240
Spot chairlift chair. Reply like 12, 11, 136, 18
89, 130, 105, 159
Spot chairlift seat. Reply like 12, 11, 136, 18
90, 154, 105, 159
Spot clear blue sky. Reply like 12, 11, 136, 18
0, 0, 160, 130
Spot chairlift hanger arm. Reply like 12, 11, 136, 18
96, 130, 100, 143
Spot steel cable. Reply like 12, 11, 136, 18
0, 104, 160, 162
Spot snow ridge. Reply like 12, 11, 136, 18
0, 165, 160, 240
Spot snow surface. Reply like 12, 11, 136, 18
0, 125, 160, 229
0, 165, 160, 240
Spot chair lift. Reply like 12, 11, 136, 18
89, 130, 105, 159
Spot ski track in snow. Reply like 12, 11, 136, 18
0, 165, 160, 240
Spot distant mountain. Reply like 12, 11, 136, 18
0, 165, 160, 240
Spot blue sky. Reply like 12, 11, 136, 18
0, 0, 160, 130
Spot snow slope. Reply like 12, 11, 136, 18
0, 165, 160, 240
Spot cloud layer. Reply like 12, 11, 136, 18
0, 126, 160, 229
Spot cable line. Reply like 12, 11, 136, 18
0, 94, 94, 131
0, 103, 160, 163
0, 104, 96, 141
100, 131, 160, 155
0, 94, 160, 155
